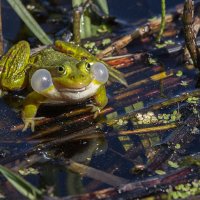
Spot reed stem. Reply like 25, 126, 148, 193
156, 0, 166, 43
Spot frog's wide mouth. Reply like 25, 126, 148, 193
58, 86, 87, 93
56, 80, 96, 92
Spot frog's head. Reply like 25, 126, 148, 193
51, 60, 93, 91
31, 61, 109, 94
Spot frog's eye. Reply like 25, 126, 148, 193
31, 69, 53, 93
85, 63, 91, 71
91, 62, 109, 83
56, 66, 65, 74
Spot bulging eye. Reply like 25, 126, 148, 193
91, 62, 109, 83
56, 66, 65, 74
86, 63, 91, 71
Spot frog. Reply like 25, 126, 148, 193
0, 40, 112, 132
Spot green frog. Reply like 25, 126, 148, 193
0, 40, 111, 132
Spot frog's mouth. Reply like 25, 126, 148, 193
58, 86, 87, 93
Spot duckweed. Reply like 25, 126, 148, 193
19, 167, 39, 176
155, 40, 175, 48
175, 144, 181, 149
148, 57, 158, 65
180, 81, 188, 86
117, 119, 128, 126
134, 110, 181, 125
168, 160, 179, 168
102, 38, 111, 46
155, 169, 166, 175
186, 96, 199, 104
176, 70, 183, 77
167, 180, 200, 199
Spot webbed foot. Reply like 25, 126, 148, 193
22, 117, 35, 132
87, 104, 101, 118
22, 117, 44, 132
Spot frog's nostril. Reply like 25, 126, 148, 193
70, 75, 75, 80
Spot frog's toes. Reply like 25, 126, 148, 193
87, 104, 101, 118
22, 118, 35, 132
22, 117, 44, 132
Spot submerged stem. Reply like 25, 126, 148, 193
73, 8, 81, 44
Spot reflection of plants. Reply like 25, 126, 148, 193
0, 165, 42, 200
6, 0, 110, 44
72, 0, 110, 41
7, 0, 52, 45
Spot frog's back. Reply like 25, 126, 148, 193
29, 47, 77, 68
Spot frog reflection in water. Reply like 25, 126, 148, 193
0, 40, 109, 131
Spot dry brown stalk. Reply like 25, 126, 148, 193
97, 15, 174, 59
119, 123, 177, 135
67, 160, 129, 187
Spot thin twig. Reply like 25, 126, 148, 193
119, 123, 177, 135
97, 14, 175, 59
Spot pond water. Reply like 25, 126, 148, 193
0, 0, 200, 199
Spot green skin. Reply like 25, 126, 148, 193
0, 41, 108, 132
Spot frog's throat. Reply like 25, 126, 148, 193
38, 80, 101, 101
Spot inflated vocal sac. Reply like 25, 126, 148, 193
31, 69, 53, 94
91, 62, 109, 83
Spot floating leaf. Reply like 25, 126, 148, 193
168, 160, 179, 168
175, 144, 181, 149
102, 38, 111, 46
19, 167, 39, 176
180, 81, 188, 86
155, 170, 166, 175
176, 70, 183, 77
148, 57, 158, 65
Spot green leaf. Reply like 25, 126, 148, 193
168, 160, 179, 168
175, 143, 181, 149
0, 165, 42, 200
176, 70, 183, 77
94, 0, 109, 16
155, 169, 166, 175
7, 0, 52, 45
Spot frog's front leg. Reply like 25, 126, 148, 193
90, 85, 108, 118
22, 91, 47, 132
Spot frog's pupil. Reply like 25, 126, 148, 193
86, 63, 91, 70
58, 66, 64, 72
